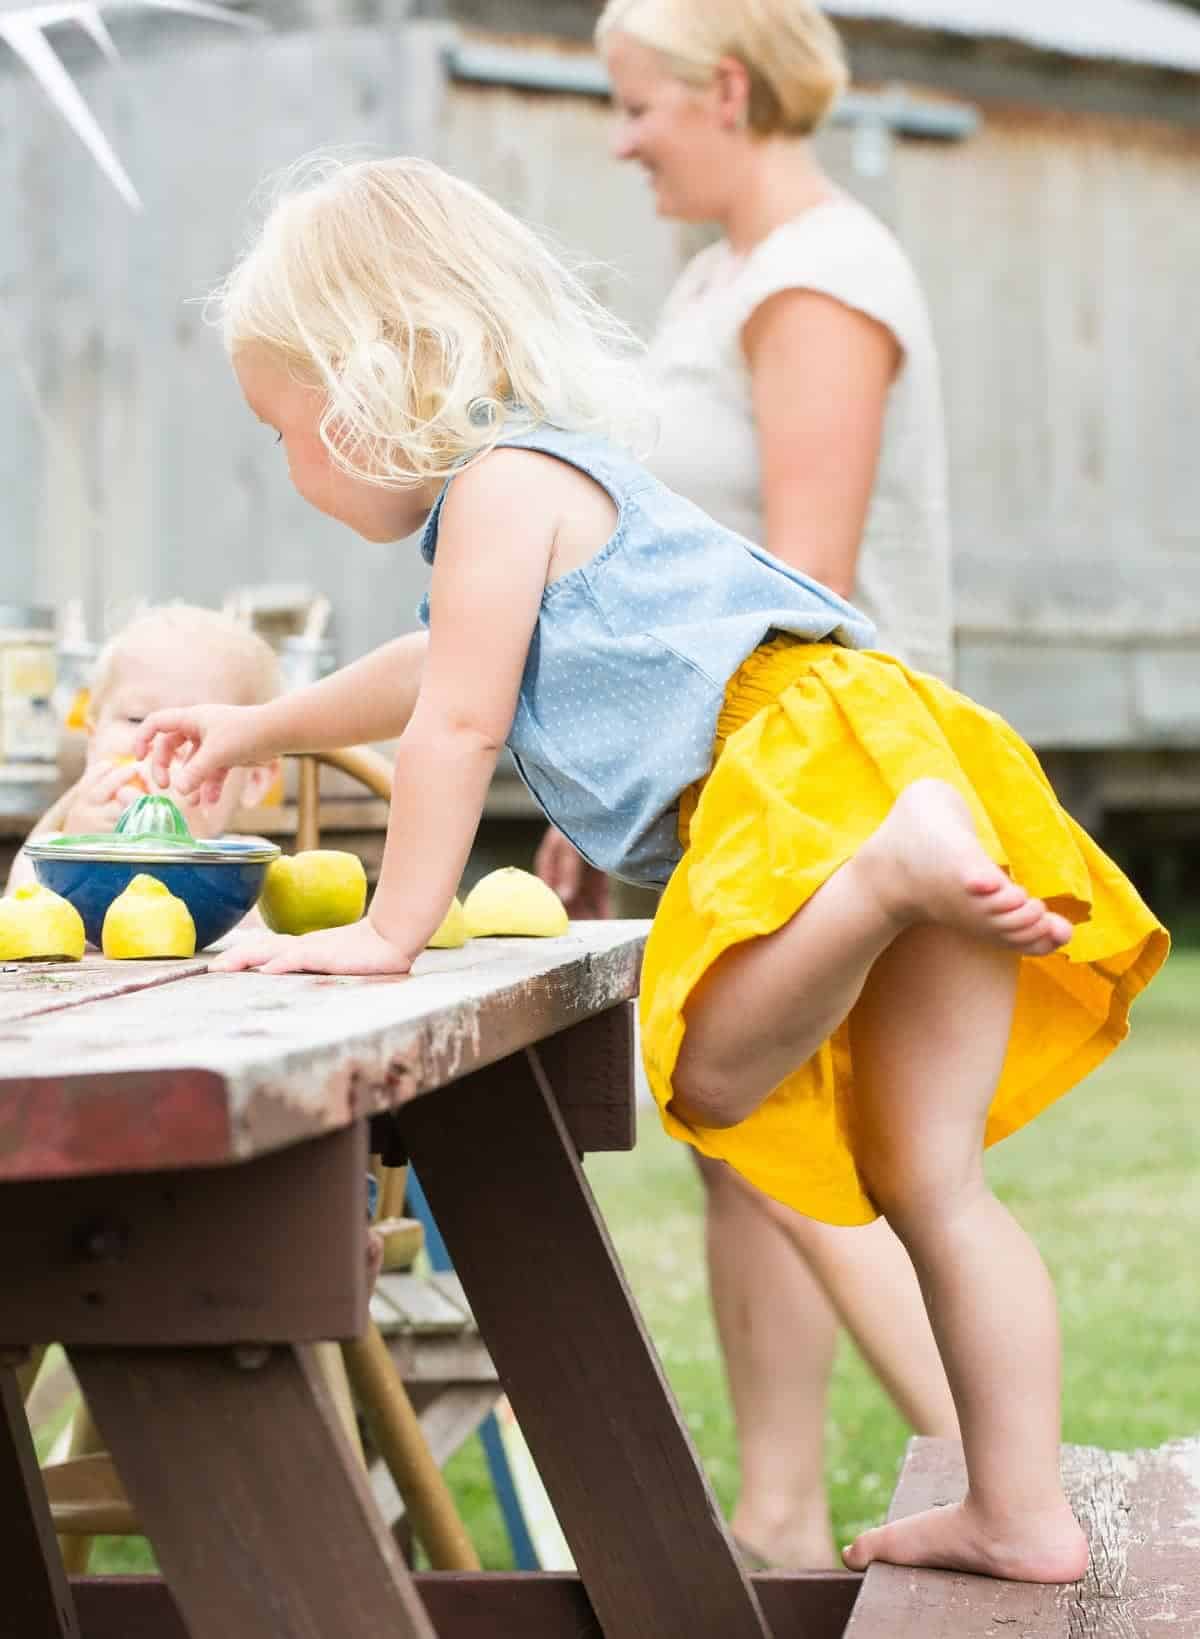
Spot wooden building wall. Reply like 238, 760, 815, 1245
1, 8, 1197, 761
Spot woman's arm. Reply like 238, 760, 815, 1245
742, 288, 899, 598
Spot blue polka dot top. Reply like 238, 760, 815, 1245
418, 424, 875, 888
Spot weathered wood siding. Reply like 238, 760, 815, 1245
0, 7, 448, 666
890, 105, 1200, 746
1, 16, 1197, 750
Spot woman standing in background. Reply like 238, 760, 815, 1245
539, 0, 957, 1568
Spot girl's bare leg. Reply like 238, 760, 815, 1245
672, 779, 1087, 1581
694, 1151, 840, 1567
840, 926, 1085, 1580
672, 781, 1073, 1131
774, 1212, 958, 1440
696, 1156, 958, 1569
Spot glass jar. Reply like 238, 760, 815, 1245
0, 605, 60, 815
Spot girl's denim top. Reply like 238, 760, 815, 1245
417, 424, 875, 888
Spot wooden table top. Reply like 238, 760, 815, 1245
0, 923, 646, 1181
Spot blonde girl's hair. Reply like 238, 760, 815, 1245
213, 155, 647, 487
596, 0, 848, 138
90, 604, 281, 714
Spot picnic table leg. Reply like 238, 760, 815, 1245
398, 1020, 772, 1639
0, 1363, 81, 1638
72, 1342, 438, 1639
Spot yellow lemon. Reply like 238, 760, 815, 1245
426, 897, 469, 950
462, 868, 569, 939
102, 874, 196, 960
0, 884, 85, 962
259, 850, 367, 936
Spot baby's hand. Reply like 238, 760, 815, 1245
63, 760, 150, 835
135, 704, 270, 807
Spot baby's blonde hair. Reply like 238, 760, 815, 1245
213, 155, 646, 487
596, 0, 848, 138
91, 604, 281, 714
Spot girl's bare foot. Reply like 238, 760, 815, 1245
857, 781, 1075, 957
843, 1497, 1089, 1583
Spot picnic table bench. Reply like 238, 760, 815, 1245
0, 924, 1193, 1638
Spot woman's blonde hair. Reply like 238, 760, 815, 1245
213, 155, 645, 487
596, 0, 847, 138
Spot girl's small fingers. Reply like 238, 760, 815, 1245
136, 712, 191, 760
166, 751, 207, 796
209, 942, 272, 971
146, 738, 178, 787
213, 936, 301, 974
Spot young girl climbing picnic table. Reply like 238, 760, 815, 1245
137, 154, 1167, 1584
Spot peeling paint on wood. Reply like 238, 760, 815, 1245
0, 925, 646, 1178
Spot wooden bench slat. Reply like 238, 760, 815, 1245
844, 1435, 1200, 1638
372, 1273, 473, 1336
428, 1272, 474, 1322
382, 1332, 497, 1384
71, 1571, 862, 1639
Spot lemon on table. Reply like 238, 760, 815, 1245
426, 897, 469, 949
0, 884, 85, 962
258, 850, 367, 936
102, 874, 196, 960
462, 868, 569, 939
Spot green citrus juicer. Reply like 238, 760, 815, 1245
25, 791, 279, 950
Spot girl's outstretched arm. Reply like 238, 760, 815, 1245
211, 451, 553, 976
253, 630, 429, 752
134, 632, 430, 806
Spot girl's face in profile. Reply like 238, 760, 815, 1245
234, 345, 438, 543
604, 31, 741, 224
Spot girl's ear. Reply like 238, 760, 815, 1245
713, 55, 752, 131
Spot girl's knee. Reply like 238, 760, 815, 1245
669, 1062, 758, 1131
857, 1148, 984, 1240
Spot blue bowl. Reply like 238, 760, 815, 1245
28, 839, 278, 952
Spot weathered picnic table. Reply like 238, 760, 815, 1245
0, 923, 861, 1639
5, 927, 1193, 1639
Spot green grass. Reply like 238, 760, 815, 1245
84, 949, 1197, 1573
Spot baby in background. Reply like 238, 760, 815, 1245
6, 602, 387, 1283
7, 604, 281, 893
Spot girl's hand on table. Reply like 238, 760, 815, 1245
208, 919, 415, 976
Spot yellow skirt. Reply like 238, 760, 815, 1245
640, 638, 1170, 1226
